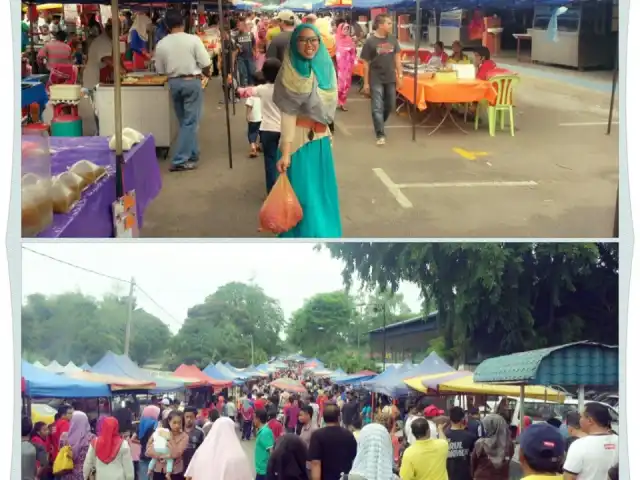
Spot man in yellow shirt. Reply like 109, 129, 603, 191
518, 423, 564, 479
266, 17, 281, 44
399, 417, 448, 480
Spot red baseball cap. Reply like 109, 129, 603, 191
424, 405, 445, 417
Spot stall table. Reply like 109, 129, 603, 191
513, 33, 532, 63
396, 75, 497, 134
94, 77, 178, 153
37, 135, 162, 238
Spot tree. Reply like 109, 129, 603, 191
324, 243, 618, 366
21, 292, 171, 366
166, 282, 285, 369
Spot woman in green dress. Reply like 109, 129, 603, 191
272, 23, 342, 238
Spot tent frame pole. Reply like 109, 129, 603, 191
412, 1, 421, 142
219, 0, 234, 168
111, 0, 125, 200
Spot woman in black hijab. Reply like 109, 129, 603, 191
266, 434, 308, 480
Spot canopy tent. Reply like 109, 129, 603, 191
309, 368, 334, 377
91, 351, 184, 392
270, 377, 308, 394
22, 360, 111, 398
45, 360, 65, 374
334, 371, 378, 386
216, 362, 248, 380
241, 365, 269, 378
173, 364, 233, 389
283, 354, 307, 363
404, 370, 566, 401
33, 361, 45, 369
67, 371, 157, 391
330, 368, 346, 378
364, 360, 416, 397
204, 364, 244, 386
304, 358, 325, 369
402, 352, 455, 379
268, 360, 288, 370
62, 361, 83, 373
80, 363, 92, 371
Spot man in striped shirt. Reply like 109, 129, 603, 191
37, 31, 72, 71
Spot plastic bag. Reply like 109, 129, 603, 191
57, 171, 85, 194
51, 179, 80, 214
70, 160, 106, 187
22, 180, 53, 237
53, 445, 74, 476
258, 174, 303, 234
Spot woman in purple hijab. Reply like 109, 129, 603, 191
60, 411, 94, 480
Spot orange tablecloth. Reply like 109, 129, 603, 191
353, 60, 364, 77
397, 75, 497, 110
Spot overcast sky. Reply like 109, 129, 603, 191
21, 243, 423, 333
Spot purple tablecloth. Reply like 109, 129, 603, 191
38, 135, 162, 237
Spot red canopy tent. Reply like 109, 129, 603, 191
173, 365, 232, 389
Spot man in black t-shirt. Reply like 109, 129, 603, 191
444, 407, 477, 480
183, 406, 205, 470
266, 10, 296, 63
341, 393, 359, 428
309, 404, 357, 480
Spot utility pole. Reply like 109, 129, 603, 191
382, 304, 387, 371
250, 334, 254, 366
124, 277, 135, 357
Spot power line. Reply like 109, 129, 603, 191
21, 246, 183, 329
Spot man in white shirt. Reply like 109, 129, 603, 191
154, 10, 212, 172
563, 403, 618, 480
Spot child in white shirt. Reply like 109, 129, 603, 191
238, 58, 282, 193
246, 91, 262, 158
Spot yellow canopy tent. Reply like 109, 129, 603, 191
67, 371, 157, 391
404, 372, 565, 402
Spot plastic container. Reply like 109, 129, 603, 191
49, 84, 82, 102
70, 160, 107, 187
51, 179, 80, 214
21, 128, 53, 237
51, 114, 83, 137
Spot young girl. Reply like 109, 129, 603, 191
474, 46, 498, 80
237, 58, 282, 194
245, 72, 263, 158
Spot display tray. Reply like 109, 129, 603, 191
121, 76, 168, 86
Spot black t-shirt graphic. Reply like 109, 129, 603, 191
183, 427, 205, 469
360, 34, 400, 85
445, 428, 477, 480
308, 426, 357, 480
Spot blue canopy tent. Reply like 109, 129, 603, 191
330, 368, 347, 378
204, 363, 244, 386
91, 351, 184, 393
216, 362, 249, 380
334, 373, 377, 386
361, 364, 398, 389
364, 360, 417, 397
373, 353, 455, 397
80, 363, 92, 371
22, 360, 111, 398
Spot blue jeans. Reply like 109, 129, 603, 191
242, 420, 253, 440
260, 130, 280, 194
168, 77, 203, 166
137, 459, 150, 479
237, 56, 255, 87
248, 121, 261, 144
370, 82, 396, 139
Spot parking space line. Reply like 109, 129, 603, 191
397, 180, 538, 188
558, 121, 619, 126
372, 168, 414, 208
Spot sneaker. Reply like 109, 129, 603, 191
169, 162, 197, 172
376, 137, 386, 146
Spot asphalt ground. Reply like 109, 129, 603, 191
141, 70, 618, 239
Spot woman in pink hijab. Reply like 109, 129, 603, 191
184, 417, 253, 480
335, 21, 356, 111
255, 20, 268, 72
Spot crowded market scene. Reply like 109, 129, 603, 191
20, 0, 619, 239
21, 241, 620, 480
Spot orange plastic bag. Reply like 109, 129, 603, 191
259, 174, 303, 234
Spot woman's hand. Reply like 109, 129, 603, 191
276, 154, 291, 173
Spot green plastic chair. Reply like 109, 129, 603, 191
474, 74, 520, 136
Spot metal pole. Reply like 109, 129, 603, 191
412, 0, 420, 142
218, 0, 234, 169
577, 385, 585, 412
382, 305, 387, 371
606, 42, 618, 136
111, 0, 125, 199
519, 384, 525, 435
124, 277, 135, 356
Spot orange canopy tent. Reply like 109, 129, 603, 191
173, 365, 233, 389
67, 371, 157, 391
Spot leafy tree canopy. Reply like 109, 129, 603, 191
323, 243, 618, 365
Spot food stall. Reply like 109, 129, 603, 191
530, 3, 617, 69
94, 73, 178, 155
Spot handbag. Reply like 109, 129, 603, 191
52, 446, 74, 476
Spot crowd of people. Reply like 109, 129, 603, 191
20, 370, 619, 480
